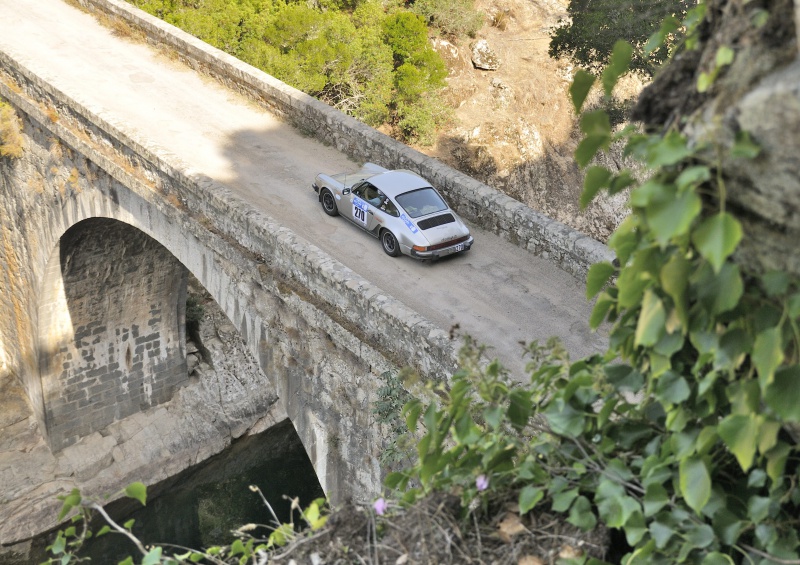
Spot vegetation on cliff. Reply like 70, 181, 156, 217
126, 0, 484, 145
549, 0, 693, 76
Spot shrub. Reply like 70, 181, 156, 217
411, 0, 483, 38
549, 0, 690, 76
395, 93, 450, 146
382, 12, 448, 143
129, 0, 448, 145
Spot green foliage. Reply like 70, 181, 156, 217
127, 0, 448, 144
385, 5, 800, 564
45, 483, 330, 564
374, 370, 415, 466
410, 0, 483, 38
381, 11, 450, 143
383, 11, 430, 66
697, 45, 736, 93
185, 294, 205, 325
549, 0, 691, 76
0, 100, 23, 159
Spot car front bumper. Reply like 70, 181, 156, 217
409, 236, 474, 259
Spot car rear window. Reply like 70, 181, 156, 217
395, 188, 448, 218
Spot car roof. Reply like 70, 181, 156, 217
366, 170, 433, 198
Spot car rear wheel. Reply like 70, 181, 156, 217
381, 230, 401, 257
320, 189, 338, 216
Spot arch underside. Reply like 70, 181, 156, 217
38, 218, 189, 450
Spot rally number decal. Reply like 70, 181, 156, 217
352, 196, 369, 226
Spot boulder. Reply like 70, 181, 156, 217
471, 39, 500, 70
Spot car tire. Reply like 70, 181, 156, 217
380, 230, 401, 257
320, 189, 339, 217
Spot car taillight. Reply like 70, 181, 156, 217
413, 236, 469, 252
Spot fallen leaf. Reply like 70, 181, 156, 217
518, 556, 544, 565
498, 512, 528, 543
395, 555, 409, 565
559, 545, 584, 559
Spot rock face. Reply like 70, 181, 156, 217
429, 0, 635, 243
633, 0, 799, 277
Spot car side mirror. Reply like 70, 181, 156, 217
342, 188, 351, 195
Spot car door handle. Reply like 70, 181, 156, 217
368, 210, 374, 215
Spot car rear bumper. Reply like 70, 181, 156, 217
409, 236, 474, 259
312, 182, 319, 193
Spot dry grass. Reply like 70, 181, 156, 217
0, 101, 24, 158
490, 9, 513, 31
68, 167, 81, 192
165, 192, 184, 210
63, 0, 146, 43
259, 493, 609, 565
45, 105, 59, 123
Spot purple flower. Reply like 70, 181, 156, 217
476, 474, 489, 492
373, 497, 388, 516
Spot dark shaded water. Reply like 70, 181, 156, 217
2, 419, 324, 564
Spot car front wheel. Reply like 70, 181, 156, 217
381, 230, 401, 257
320, 189, 339, 216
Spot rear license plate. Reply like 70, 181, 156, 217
454, 243, 464, 252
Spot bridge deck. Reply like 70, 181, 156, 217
0, 0, 606, 376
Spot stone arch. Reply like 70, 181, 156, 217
37, 217, 189, 451
10, 164, 351, 503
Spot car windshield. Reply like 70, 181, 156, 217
395, 188, 448, 218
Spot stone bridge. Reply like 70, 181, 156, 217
0, 0, 610, 545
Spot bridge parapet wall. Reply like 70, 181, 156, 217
75, 0, 614, 280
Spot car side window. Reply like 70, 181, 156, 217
361, 184, 383, 207
353, 182, 381, 203
380, 198, 400, 217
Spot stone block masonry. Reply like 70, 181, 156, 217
39, 218, 188, 450
75, 0, 614, 280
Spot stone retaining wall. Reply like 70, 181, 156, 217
75, 0, 614, 279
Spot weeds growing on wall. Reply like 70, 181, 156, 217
0, 100, 23, 159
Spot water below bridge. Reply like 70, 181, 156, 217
3, 420, 323, 564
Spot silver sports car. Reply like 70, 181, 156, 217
312, 163, 474, 259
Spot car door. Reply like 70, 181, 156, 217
347, 182, 381, 233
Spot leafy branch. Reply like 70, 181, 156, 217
383, 4, 800, 564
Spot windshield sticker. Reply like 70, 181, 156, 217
352, 196, 369, 226
400, 213, 419, 234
